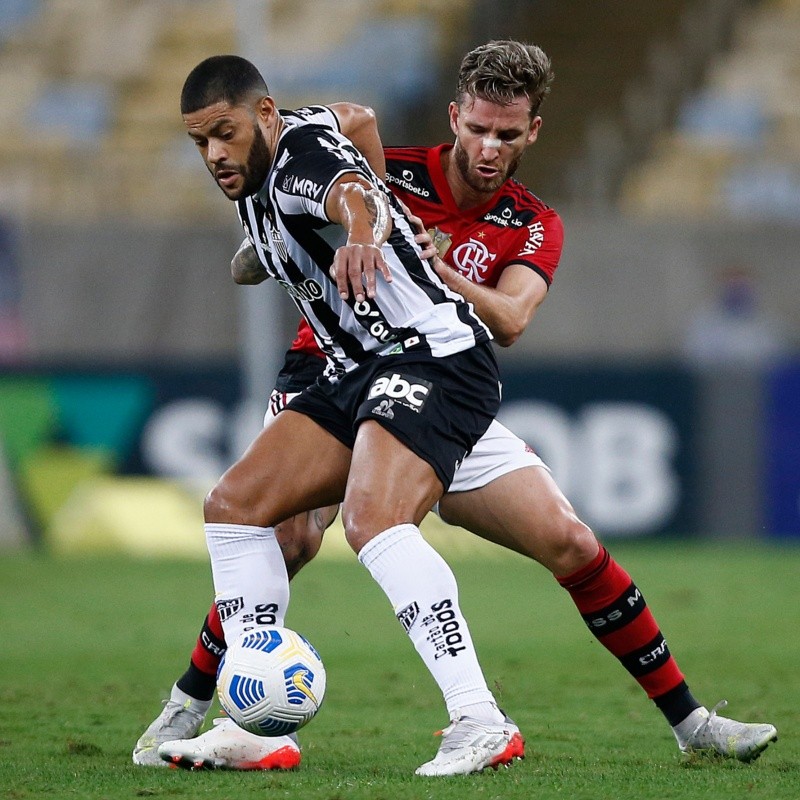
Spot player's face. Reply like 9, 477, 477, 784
183, 101, 272, 199
449, 95, 540, 195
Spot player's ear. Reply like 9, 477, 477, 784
448, 101, 459, 136
256, 95, 277, 124
527, 116, 542, 145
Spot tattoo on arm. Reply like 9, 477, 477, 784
364, 189, 389, 244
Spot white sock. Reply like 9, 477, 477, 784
358, 523, 501, 721
169, 683, 212, 716
205, 523, 289, 644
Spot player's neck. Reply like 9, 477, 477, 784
270, 117, 285, 164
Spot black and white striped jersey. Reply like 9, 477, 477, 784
235, 113, 491, 376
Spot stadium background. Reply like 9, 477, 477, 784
1, 0, 799, 555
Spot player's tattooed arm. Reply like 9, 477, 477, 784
230, 237, 269, 284
363, 188, 389, 246
327, 176, 393, 302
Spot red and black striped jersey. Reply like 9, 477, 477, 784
384, 143, 563, 289
281, 127, 562, 365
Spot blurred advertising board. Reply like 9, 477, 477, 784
498, 365, 697, 538
765, 361, 800, 537
1, 362, 698, 542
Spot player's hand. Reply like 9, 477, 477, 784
433, 256, 460, 289
330, 242, 392, 303
398, 201, 437, 262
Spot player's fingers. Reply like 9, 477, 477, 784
416, 232, 437, 262
331, 252, 350, 300
349, 251, 367, 303
377, 257, 393, 287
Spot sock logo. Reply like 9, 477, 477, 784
582, 582, 646, 635
242, 602, 279, 628
639, 636, 669, 667
422, 598, 467, 659
216, 597, 244, 622
200, 631, 226, 657
396, 602, 419, 632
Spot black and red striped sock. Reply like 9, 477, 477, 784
557, 545, 700, 726
175, 603, 227, 702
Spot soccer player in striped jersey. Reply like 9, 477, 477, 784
173, 52, 522, 777
136, 42, 776, 775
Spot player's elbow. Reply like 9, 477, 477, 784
492, 323, 525, 347
354, 104, 377, 132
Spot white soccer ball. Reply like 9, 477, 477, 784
217, 626, 326, 736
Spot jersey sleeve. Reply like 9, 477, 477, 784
508, 207, 564, 286
281, 105, 340, 132
276, 126, 374, 222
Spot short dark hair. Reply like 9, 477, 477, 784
181, 55, 269, 114
456, 40, 554, 117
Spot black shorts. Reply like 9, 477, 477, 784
286, 342, 501, 491
274, 349, 327, 394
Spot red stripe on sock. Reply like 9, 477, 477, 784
638, 659, 686, 700
556, 546, 631, 613
207, 602, 224, 640
598, 609, 660, 653
190, 603, 225, 676
557, 547, 685, 699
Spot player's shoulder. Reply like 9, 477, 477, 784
384, 146, 439, 202
385, 145, 430, 165
501, 177, 558, 218
482, 178, 562, 231
280, 105, 339, 132
282, 120, 338, 146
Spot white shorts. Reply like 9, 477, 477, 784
266, 391, 547, 493
448, 418, 548, 493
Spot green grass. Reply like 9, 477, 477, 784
0, 540, 798, 799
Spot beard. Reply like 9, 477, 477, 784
453, 140, 522, 194
216, 123, 271, 199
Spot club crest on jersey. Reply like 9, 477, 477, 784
367, 372, 432, 412
270, 227, 289, 262
451, 238, 497, 284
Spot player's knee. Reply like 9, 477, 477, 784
340, 499, 384, 554
543, 511, 599, 576
203, 479, 253, 524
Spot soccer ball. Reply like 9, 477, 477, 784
217, 626, 326, 736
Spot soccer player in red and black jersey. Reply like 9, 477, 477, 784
134, 40, 777, 773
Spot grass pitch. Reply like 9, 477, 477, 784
0, 536, 798, 800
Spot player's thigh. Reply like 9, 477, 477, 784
342, 420, 444, 550
207, 410, 351, 527
439, 466, 598, 572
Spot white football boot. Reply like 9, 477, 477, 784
132, 697, 209, 766
415, 713, 525, 777
674, 701, 778, 762
158, 717, 301, 770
